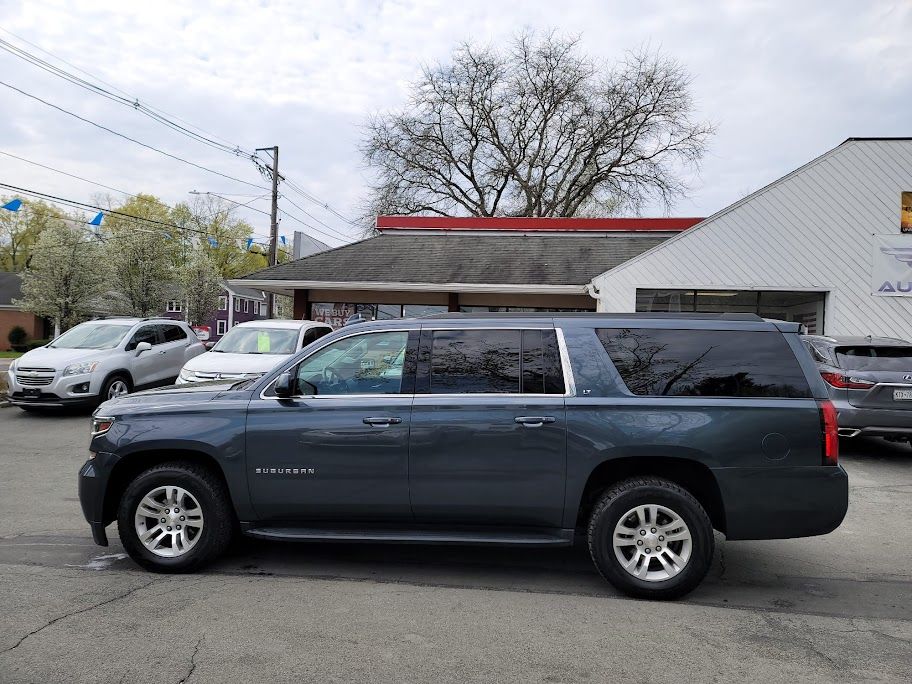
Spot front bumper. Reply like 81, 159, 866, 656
713, 465, 848, 541
7, 368, 99, 407
78, 452, 119, 546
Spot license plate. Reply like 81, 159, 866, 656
23, 388, 41, 399
893, 390, 912, 401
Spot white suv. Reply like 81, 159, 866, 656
7, 318, 205, 410
177, 320, 332, 384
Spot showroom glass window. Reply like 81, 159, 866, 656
596, 328, 811, 398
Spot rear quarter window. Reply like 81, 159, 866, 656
596, 328, 811, 398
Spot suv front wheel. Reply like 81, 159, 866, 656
117, 462, 234, 572
587, 477, 714, 600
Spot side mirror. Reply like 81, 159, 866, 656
274, 372, 295, 397
135, 341, 153, 355
204, 341, 216, 350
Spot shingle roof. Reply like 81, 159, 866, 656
238, 233, 671, 286
0, 271, 23, 306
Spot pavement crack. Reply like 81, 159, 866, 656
177, 635, 204, 684
0, 579, 155, 655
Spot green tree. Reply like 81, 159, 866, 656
16, 218, 104, 333
0, 197, 66, 271
171, 195, 268, 278
103, 194, 176, 317
178, 245, 223, 325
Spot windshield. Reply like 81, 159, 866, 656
211, 327, 298, 354
49, 323, 133, 350
836, 346, 912, 372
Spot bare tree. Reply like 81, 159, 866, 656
362, 32, 713, 219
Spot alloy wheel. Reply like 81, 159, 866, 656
612, 504, 692, 582
134, 485, 205, 558
107, 379, 129, 399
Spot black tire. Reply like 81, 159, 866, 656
587, 476, 714, 600
99, 374, 132, 403
117, 462, 234, 573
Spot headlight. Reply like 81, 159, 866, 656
91, 416, 115, 436
179, 368, 196, 381
64, 361, 98, 376
8, 359, 16, 372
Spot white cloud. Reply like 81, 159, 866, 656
0, 0, 909, 244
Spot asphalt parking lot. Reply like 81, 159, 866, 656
0, 407, 910, 683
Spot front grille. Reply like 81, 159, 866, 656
17, 367, 56, 373
17, 375, 54, 386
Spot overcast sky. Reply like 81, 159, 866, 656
0, 0, 908, 246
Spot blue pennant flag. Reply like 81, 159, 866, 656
208, 237, 218, 248
2, 198, 22, 212
88, 212, 104, 226
246, 238, 254, 250
279, 235, 287, 245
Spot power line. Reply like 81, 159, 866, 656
0, 79, 271, 191
0, 29, 359, 243
0, 26, 249, 156
282, 177, 359, 226
0, 151, 276, 241
0, 181, 272, 243
0, 36, 267, 166
279, 194, 352, 243
0, 149, 137, 198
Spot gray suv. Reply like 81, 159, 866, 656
803, 334, 912, 444
7, 317, 205, 410
79, 313, 848, 599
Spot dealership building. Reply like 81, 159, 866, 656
235, 137, 912, 337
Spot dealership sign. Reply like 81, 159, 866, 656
872, 235, 912, 296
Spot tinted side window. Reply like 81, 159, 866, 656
301, 326, 331, 348
161, 324, 188, 342
126, 325, 161, 350
520, 329, 565, 394
596, 328, 811, 398
430, 330, 521, 393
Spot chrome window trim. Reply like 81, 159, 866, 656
257, 324, 577, 400
555, 327, 576, 397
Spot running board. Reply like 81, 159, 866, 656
241, 525, 575, 547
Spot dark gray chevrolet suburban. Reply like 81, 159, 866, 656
79, 313, 848, 599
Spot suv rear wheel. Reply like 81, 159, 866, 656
587, 477, 714, 600
117, 462, 234, 572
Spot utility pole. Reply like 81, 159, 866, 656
256, 145, 280, 318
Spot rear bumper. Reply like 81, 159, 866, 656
833, 402, 912, 437
713, 465, 848, 540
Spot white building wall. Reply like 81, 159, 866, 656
592, 139, 912, 337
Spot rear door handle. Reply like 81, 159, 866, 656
363, 416, 402, 427
514, 416, 556, 427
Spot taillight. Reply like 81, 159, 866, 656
818, 400, 838, 466
820, 372, 875, 390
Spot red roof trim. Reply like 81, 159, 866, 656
376, 215, 702, 232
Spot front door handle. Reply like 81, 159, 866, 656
158, 350, 166, 355
363, 416, 402, 427
514, 416, 556, 427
